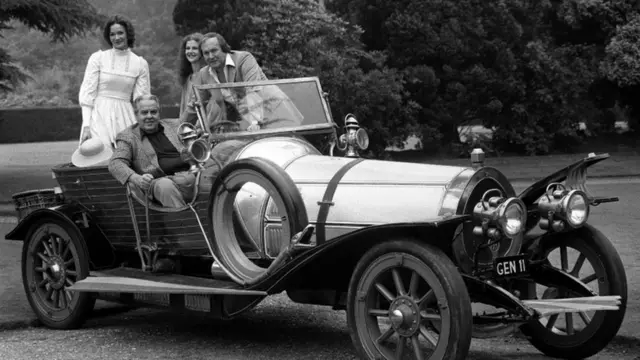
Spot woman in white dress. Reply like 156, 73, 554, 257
177, 32, 205, 121
78, 15, 151, 148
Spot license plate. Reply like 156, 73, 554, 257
494, 254, 528, 278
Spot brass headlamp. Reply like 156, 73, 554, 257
473, 189, 527, 240
537, 183, 590, 232
335, 114, 369, 158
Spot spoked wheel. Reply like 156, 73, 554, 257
347, 240, 472, 360
22, 219, 95, 329
520, 224, 627, 359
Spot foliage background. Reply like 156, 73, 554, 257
1, 0, 640, 156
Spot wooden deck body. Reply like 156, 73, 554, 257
52, 163, 216, 257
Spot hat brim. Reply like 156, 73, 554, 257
71, 146, 113, 168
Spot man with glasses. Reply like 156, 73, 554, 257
109, 94, 196, 208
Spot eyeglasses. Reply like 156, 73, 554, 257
138, 109, 159, 116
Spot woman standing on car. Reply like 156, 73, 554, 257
78, 15, 151, 148
177, 32, 205, 119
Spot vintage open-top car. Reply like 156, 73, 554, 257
5, 77, 628, 360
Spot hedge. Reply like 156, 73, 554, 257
0, 106, 180, 144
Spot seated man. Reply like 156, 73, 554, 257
109, 94, 196, 208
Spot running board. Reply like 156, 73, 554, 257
522, 296, 622, 317
67, 267, 266, 296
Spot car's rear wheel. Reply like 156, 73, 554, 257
22, 219, 95, 329
520, 224, 627, 359
347, 239, 472, 360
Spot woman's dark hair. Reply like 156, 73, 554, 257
178, 32, 205, 86
201, 32, 232, 53
103, 15, 136, 49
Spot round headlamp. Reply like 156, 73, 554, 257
537, 184, 591, 231
496, 198, 527, 238
355, 128, 369, 150
561, 190, 590, 227
473, 190, 528, 240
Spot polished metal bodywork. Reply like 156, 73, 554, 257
230, 137, 473, 254
187, 76, 484, 259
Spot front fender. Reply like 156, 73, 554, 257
5, 203, 116, 269
252, 215, 470, 294
517, 153, 611, 207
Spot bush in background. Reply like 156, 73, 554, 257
0, 106, 180, 144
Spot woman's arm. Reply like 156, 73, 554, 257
132, 56, 151, 100
78, 51, 102, 143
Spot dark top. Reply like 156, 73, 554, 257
142, 124, 190, 175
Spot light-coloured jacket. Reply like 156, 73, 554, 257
180, 50, 303, 130
108, 118, 192, 185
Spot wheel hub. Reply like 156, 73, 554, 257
388, 296, 421, 337
46, 255, 66, 290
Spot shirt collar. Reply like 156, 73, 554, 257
140, 123, 164, 138
225, 53, 235, 68
208, 53, 235, 80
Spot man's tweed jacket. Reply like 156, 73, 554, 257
108, 118, 192, 185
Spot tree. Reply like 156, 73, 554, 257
244, 0, 422, 153
601, 13, 640, 132
329, 0, 528, 153
0, 0, 104, 92
173, 0, 258, 49
330, 0, 638, 155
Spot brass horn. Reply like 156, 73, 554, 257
177, 122, 209, 172
189, 138, 212, 163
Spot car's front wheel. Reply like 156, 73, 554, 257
22, 218, 95, 329
520, 224, 628, 359
346, 239, 472, 360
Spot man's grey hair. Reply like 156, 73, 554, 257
133, 94, 161, 113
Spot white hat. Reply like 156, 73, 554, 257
71, 138, 113, 167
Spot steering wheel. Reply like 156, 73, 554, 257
211, 120, 241, 134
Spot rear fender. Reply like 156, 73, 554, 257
256, 215, 470, 294
5, 203, 116, 269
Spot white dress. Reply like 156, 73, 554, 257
78, 48, 150, 148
